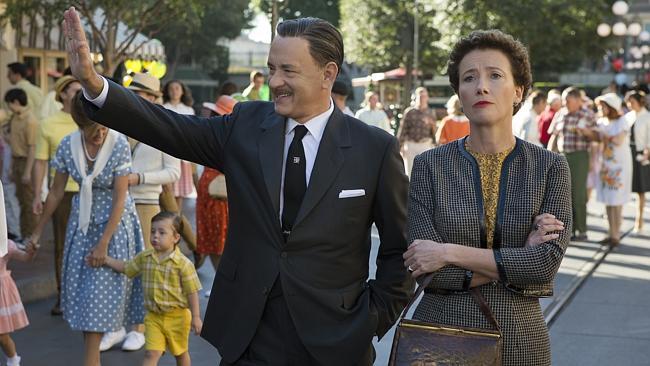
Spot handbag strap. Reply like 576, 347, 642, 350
398, 273, 501, 333
469, 287, 501, 333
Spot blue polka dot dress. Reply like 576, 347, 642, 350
51, 133, 145, 332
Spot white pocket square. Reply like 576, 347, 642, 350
339, 189, 365, 198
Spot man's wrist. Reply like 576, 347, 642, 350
84, 74, 104, 99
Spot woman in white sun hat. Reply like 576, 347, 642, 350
594, 93, 633, 247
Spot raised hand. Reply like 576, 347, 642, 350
62, 7, 103, 97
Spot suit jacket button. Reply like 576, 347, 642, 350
281, 252, 288, 258
262, 287, 269, 295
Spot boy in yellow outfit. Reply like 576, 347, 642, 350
103, 211, 202, 366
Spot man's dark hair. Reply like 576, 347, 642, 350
4, 88, 27, 106
219, 81, 238, 96
530, 90, 546, 106
276, 17, 344, 75
249, 71, 264, 82
562, 86, 582, 100
447, 29, 532, 115
625, 90, 647, 108
331, 80, 349, 97
7, 62, 28, 78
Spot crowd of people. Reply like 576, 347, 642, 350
0, 6, 648, 366
0, 60, 247, 365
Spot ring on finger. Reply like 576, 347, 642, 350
535, 223, 543, 231
408, 265, 414, 272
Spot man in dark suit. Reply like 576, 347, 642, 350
63, 7, 412, 365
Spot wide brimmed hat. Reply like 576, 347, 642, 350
127, 73, 162, 97
215, 95, 237, 115
55, 75, 79, 102
596, 93, 622, 112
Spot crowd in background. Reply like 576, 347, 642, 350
0, 62, 250, 366
1, 56, 650, 365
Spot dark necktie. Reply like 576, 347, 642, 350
282, 125, 309, 232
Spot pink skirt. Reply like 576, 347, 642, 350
0, 272, 29, 333
173, 161, 196, 198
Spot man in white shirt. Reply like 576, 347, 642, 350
355, 91, 392, 134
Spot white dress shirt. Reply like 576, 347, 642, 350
83, 76, 110, 106
84, 78, 335, 220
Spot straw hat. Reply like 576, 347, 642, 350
54, 75, 79, 102
127, 73, 162, 97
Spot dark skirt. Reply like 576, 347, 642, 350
631, 144, 650, 193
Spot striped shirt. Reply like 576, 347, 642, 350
124, 247, 202, 313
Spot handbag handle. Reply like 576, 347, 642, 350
398, 272, 501, 333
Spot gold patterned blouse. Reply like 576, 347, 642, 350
467, 142, 514, 249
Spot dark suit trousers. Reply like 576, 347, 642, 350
220, 280, 375, 366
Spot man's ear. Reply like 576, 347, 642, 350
323, 61, 338, 88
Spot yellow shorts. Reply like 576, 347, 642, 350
144, 308, 191, 356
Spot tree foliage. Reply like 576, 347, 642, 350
147, 0, 253, 82
254, 0, 340, 39
434, 0, 611, 80
2, 0, 70, 50
341, 0, 444, 103
73, 0, 210, 75
3, 0, 208, 75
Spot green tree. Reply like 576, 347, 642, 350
72, 0, 210, 75
341, 0, 445, 106
254, 0, 340, 39
149, 0, 253, 81
3, 0, 209, 75
434, 0, 612, 80
2, 0, 69, 49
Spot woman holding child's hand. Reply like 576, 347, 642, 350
30, 90, 145, 366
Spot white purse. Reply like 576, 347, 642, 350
208, 174, 227, 199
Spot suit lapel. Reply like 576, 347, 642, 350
258, 113, 286, 219
293, 108, 351, 228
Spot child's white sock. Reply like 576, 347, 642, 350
7, 354, 20, 366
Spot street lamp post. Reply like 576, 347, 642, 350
596, 1, 647, 84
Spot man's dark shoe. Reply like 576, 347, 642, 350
570, 233, 588, 242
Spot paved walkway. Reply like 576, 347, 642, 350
10, 195, 650, 365
550, 197, 650, 366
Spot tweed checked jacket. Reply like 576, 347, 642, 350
408, 137, 572, 366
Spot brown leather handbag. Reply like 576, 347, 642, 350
388, 274, 503, 365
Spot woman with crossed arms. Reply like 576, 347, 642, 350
403, 30, 571, 365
